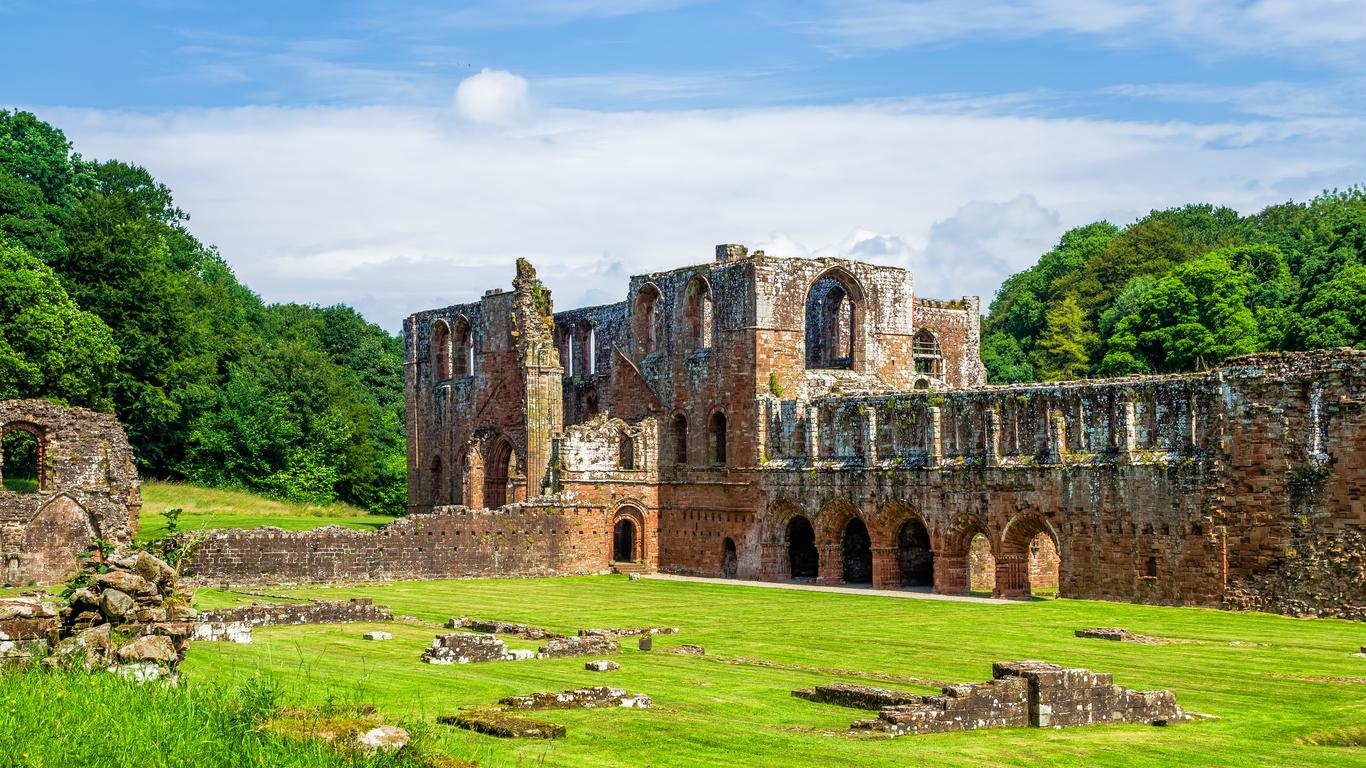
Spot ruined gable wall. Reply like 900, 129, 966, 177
915, 297, 987, 388
0, 399, 141, 585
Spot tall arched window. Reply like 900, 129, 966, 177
619, 433, 636, 470
913, 328, 942, 375
805, 270, 863, 369
634, 283, 662, 356
672, 413, 688, 465
682, 275, 713, 350
708, 411, 727, 465
453, 317, 473, 377
432, 319, 452, 380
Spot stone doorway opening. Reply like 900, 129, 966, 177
1028, 532, 1060, 597
722, 537, 737, 578
1, 426, 42, 494
612, 518, 637, 563
841, 518, 872, 583
483, 436, 512, 508
897, 518, 934, 588
787, 516, 818, 579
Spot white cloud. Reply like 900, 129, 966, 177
453, 69, 532, 123
35, 87, 1366, 331
810, 1, 1366, 64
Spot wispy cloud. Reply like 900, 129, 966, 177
806, 0, 1366, 65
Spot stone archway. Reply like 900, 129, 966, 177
896, 517, 935, 588
936, 514, 992, 595
787, 516, 818, 579
998, 513, 1062, 598
612, 517, 638, 562
482, 435, 514, 508
722, 537, 738, 578
841, 517, 872, 583
20, 495, 97, 585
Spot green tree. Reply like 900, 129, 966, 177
0, 240, 118, 408
1033, 296, 1096, 380
980, 331, 1034, 383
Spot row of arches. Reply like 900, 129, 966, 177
768, 502, 1062, 598
430, 434, 519, 509
668, 412, 727, 466
431, 318, 475, 381
634, 274, 715, 358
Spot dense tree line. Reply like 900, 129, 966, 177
0, 110, 406, 514
982, 192, 1366, 383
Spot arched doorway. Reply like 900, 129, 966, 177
483, 437, 512, 508
722, 537, 737, 578
897, 518, 934, 587
841, 518, 872, 583
787, 516, 818, 579
613, 518, 637, 562
999, 514, 1061, 598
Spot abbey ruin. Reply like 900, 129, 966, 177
181, 247, 1363, 619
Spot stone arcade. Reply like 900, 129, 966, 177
184, 247, 1364, 618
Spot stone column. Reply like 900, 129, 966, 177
805, 404, 820, 461
926, 406, 943, 468
985, 407, 1000, 467
758, 542, 788, 581
1048, 408, 1067, 461
934, 551, 966, 595
1118, 400, 1137, 458
816, 543, 842, 585
871, 546, 899, 590
755, 399, 770, 463
863, 407, 878, 463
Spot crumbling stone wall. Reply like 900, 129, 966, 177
0, 400, 141, 585
196, 598, 392, 626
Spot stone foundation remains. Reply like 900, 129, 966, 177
844, 661, 1187, 736
197, 598, 392, 627
422, 632, 511, 664
448, 616, 565, 639
537, 635, 619, 658
793, 683, 922, 710
498, 686, 651, 710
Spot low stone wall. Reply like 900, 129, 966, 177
422, 633, 509, 664
537, 636, 618, 658
498, 686, 650, 710
196, 598, 392, 627
190, 621, 253, 643
448, 617, 565, 639
793, 683, 921, 710
182, 504, 614, 585
847, 661, 1187, 736
578, 626, 679, 638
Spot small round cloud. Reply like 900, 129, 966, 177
454, 69, 531, 124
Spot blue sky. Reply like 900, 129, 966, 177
6, 1, 1366, 328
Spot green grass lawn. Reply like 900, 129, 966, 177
184, 576, 1366, 768
137, 480, 400, 542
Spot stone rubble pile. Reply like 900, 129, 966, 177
439, 710, 565, 739
497, 686, 651, 710
840, 661, 1188, 737
45, 551, 197, 680
585, 660, 619, 672
0, 596, 60, 660
663, 643, 705, 655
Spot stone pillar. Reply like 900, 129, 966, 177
863, 407, 878, 463
759, 542, 788, 581
755, 399, 769, 463
871, 546, 899, 590
926, 406, 942, 468
934, 551, 967, 595
1048, 408, 1067, 461
805, 404, 820, 461
816, 543, 842, 585
985, 408, 1000, 467
1118, 400, 1137, 458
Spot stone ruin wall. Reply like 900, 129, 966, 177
0, 400, 141, 586
660, 350, 1364, 617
